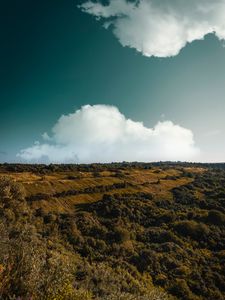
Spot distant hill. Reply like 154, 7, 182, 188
0, 163, 224, 299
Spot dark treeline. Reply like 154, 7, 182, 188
1, 161, 225, 174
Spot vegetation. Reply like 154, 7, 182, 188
0, 163, 224, 299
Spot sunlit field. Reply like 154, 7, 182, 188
0, 163, 224, 299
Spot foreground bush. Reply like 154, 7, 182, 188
0, 177, 169, 299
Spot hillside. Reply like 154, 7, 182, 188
0, 163, 224, 299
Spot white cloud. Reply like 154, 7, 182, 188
17, 104, 199, 163
79, 0, 225, 57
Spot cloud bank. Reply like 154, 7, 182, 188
79, 0, 225, 57
17, 105, 199, 163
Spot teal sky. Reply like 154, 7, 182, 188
1, 0, 225, 162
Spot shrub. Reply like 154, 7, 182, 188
207, 210, 225, 226
174, 221, 210, 240
114, 226, 130, 243
0, 177, 29, 224
0, 176, 26, 202
169, 279, 193, 300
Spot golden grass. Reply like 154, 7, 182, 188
1, 167, 203, 214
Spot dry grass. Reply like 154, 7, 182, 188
0, 166, 204, 215
1, 165, 223, 300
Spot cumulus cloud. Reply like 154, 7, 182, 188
79, 0, 225, 57
17, 104, 199, 163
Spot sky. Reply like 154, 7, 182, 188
1, 0, 225, 163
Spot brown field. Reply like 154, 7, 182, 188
0, 166, 203, 214
1, 163, 224, 300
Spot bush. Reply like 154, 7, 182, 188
114, 226, 130, 243
0, 177, 29, 223
169, 279, 194, 300
174, 221, 210, 240
0, 176, 25, 202
207, 210, 225, 226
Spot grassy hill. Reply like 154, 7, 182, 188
0, 163, 224, 299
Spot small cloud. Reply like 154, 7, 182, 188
17, 104, 199, 163
42, 132, 51, 141
79, 0, 225, 57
